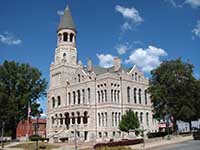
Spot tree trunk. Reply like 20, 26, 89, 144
189, 120, 192, 133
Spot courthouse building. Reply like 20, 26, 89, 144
46, 5, 157, 143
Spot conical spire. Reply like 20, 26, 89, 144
57, 5, 76, 32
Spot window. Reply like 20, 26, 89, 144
82, 89, 85, 104
104, 90, 107, 102
77, 112, 81, 124
58, 33, 62, 42
72, 112, 75, 124
101, 90, 104, 102
134, 88, 137, 103
127, 87, 130, 103
145, 90, 148, 105
98, 113, 101, 127
70, 33, 73, 42
117, 90, 120, 103
68, 93, 71, 105
140, 112, 143, 123
114, 90, 117, 102
73, 91, 76, 104
52, 97, 55, 108
102, 113, 104, 127
63, 32, 68, 41
60, 114, 63, 125
63, 53, 66, 57
78, 74, 81, 82
111, 90, 113, 102
135, 72, 138, 81
84, 131, 88, 141
88, 88, 91, 102
112, 112, 114, 127
146, 112, 149, 126
51, 116, 54, 125
77, 90, 81, 104
57, 96, 61, 106
98, 91, 100, 103
83, 111, 88, 124
139, 89, 142, 104
105, 112, 107, 127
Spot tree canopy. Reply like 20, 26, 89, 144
148, 58, 200, 130
119, 110, 140, 133
0, 60, 47, 138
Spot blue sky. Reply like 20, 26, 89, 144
0, 0, 200, 114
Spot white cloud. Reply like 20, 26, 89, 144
115, 5, 143, 31
125, 46, 167, 72
116, 43, 129, 55
165, 0, 183, 8
0, 32, 22, 45
97, 54, 115, 68
192, 20, 200, 38
57, 10, 64, 16
185, 0, 200, 8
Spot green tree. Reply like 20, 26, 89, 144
119, 110, 140, 133
148, 58, 200, 131
0, 60, 47, 139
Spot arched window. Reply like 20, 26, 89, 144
65, 113, 70, 129
57, 96, 61, 106
82, 89, 85, 104
139, 89, 142, 104
134, 88, 137, 103
77, 90, 81, 104
146, 112, 149, 126
51, 116, 54, 125
60, 114, 63, 125
101, 90, 104, 102
115, 112, 117, 126
70, 33, 74, 42
114, 90, 117, 102
77, 112, 81, 124
105, 112, 107, 127
102, 113, 104, 127
112, 112, 114, 127
68, 93, 71, 105
145, 90, 148, 105
63, 32, 68, 41
52, 97, 55, 108
127, 87, 130, 103
87, 88, 91, 102
117, 90, 120, 103
78, 74, 81, 82
83, 111, 88, 124
98, 113, 101, 127
97, 91, 100, 103
135, 72, 138, 81
104, 90, 107, 102
63, 53, 66, 57
72, 112, 75, 124
140, 112, 143, 123
73, 91, 76, 104
111, 89, 113, 102
58, 33, 62, 42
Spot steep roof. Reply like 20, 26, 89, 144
57, 5, 76, 32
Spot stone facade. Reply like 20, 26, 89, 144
46, 5, 158, 143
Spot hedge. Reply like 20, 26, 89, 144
93, 139, 143, 149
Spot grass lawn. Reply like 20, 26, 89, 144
10, 142, 60, 150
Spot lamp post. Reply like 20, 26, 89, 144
74, 124, 78, 150
1, 122, 5, 148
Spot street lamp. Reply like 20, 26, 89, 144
1, 122, 5, 148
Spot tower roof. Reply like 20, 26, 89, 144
57, 5, 76, 32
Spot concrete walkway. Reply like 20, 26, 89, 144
130, 135, 193, 150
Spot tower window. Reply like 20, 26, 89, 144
63, 32, 68, 41
58, 33, 62, 42
63, 53, 66, 57
70, 33, 74, 42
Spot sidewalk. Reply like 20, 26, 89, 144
129, 135, 193, 150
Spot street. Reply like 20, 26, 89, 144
150, 140, 200, 150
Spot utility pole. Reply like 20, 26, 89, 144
35, 113, 40, 150
1, 122, 5, 148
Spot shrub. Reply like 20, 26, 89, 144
29, 135, 41, 141
94, 139, 143, 149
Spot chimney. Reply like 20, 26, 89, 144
87, 58, 93, 72
114, 57, 121, 71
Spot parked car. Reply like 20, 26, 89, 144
192, 130, 200, 140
